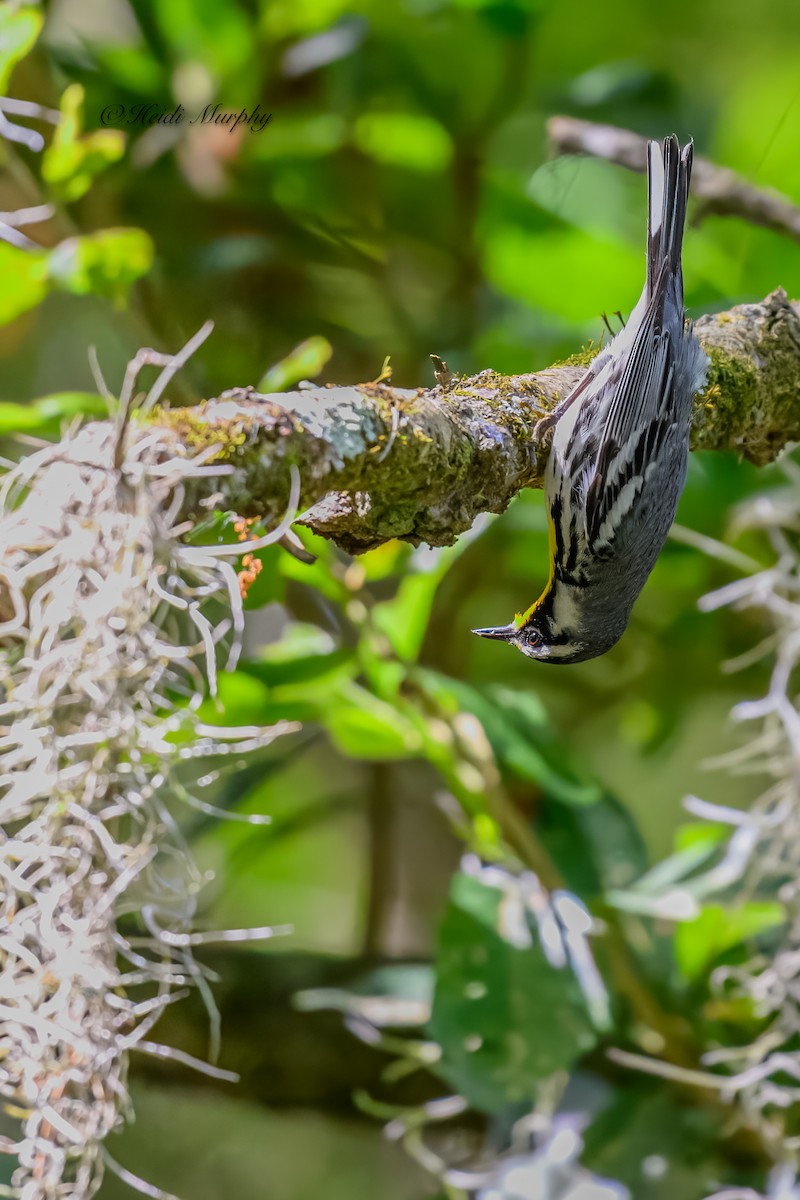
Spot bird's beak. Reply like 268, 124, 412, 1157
471, 623, 517, 641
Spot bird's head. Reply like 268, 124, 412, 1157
471, 611, 594, 665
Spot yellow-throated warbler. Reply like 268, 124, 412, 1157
473, 135, 708, 664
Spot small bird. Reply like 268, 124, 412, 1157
473, 135, 708, 664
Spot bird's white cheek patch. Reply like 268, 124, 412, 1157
552, 583, 582, 632
540, 641, 582, 661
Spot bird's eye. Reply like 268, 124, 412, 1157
522, 626, 540, 647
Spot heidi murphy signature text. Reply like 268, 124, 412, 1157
99, 102, 273, 133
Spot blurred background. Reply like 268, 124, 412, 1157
3, 0, 800, 1196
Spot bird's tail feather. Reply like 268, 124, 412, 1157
646, 135, 692, 304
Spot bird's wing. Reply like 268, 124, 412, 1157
583, 303, 677, 552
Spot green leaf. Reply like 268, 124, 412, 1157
538, 791, 649, 898
324, 684, 422, 760
196, 665, 321, 725
372, 572, 445, 663
245, 647, 353, 689
354, 113, 453, 173
250, 114, 346, 161
674, 821, 730, 853
47, 228, 154, 304
485, 683, 598, 802
609, 825, 730, 917
42, 84, 126, 203
0, 243, 48, 325
372, 537, 488, 664
244, 623, 354, 688
0, 5, 42, 91
429, 871, 598, 1112
675, 902, 785, 981
418, 670, 601, 807
153, 0, 252, 80
0, 393, 105, 435
94, 44, 166, 93
264, 0, 354, 38
197, 671, 273, 726
483, 224, 641, 321
358, 541, 412, 582
455, 0, 545, 10
583, 1087, 722, 1199
277, 533, 349, 604
258, 336, 333, 391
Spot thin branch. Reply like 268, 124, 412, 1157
547, 115, 800, 244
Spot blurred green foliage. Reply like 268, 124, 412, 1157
429, 870, 599, 1112
2, 0, 799, 1195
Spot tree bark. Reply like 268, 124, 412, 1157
151, 288, 800, 554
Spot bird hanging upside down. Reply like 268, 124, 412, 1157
473, 135, 708, 664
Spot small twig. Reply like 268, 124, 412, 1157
0, 201, 55, 250
133, 1041, 239, 1083
548, 115, 800, 244
114, 321, 215, 469
0, 97, 61, 125
430, 354, 454, 386
102, 1149, 182, 1200
607, 1046, 728, 1091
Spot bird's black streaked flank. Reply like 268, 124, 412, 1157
473, 135, 708, 664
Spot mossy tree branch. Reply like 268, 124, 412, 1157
152, 289, 800, 554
